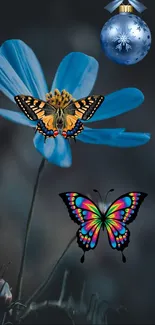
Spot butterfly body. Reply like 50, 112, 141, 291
14, 89, 104, 140
59, 191, 147, 262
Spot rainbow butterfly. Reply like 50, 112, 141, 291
59, 190, 147, 263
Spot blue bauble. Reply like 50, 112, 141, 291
100, 13, 151, 65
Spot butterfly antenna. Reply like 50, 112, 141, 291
104, 189, 114, 205
121, 252, 126, 263
93, 189, 103, 202
80, 251, 85, 263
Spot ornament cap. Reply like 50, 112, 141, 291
104, 0, 147, 14
119, 4, 133, 13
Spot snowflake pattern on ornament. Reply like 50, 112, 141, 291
133, 16, 148, 32
113, 32, 132, 52
109, 24, 116, 31
137, 40, 151, 58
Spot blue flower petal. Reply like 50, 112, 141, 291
0, 108, 37, 127
83, 88, 144, 123
33, 133, 72, 167
0, 39, 48, 100
0, 54, 31, 102
51, 52, 98, 99
77, 127, 125, 144
78, 127, 150, 147
112, 131, 151, 147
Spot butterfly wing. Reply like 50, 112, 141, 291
104, 192, 147, 251
14, 95, 56, 120
62, 95, 104, 138
15, 95, 58, 137
62, 114, 84, 138
66, 95, 105, 121
59, 192, 103, 251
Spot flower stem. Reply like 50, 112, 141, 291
15, 158, 45, 314
24, 234, 76, 307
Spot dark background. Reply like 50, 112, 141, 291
0, 0, 155, 324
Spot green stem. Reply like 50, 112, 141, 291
15, 159, 45, 314
24, 234, 76, 307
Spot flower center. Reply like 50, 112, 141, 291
45, 89, 75, 108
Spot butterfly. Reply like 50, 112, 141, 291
59, 190, 147, 263
14, 89, 104, 140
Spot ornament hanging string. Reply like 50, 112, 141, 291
104, 0, 147, 13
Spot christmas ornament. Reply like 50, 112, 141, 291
100, 0, 151, 65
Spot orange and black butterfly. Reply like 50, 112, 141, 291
14, 89, 104, 139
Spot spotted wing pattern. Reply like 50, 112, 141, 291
59, 192, 103, 251
14, 94, 104, 139
62, 95, 104, 138
14, 95, 57, 137
14, 95, 56, 120
66, 95, 104, 121
104, 192, 147, 251
61, 115, 84, 139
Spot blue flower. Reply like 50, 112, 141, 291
0, 40, 150, 168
